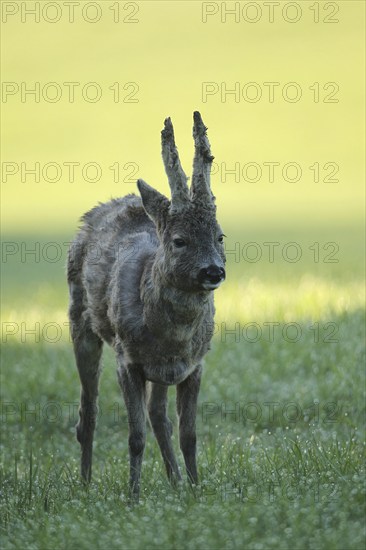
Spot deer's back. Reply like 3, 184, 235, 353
68, 194, 158, 344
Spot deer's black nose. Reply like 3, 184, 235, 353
198, 265, 226, 284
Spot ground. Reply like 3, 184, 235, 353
1, 225, 365, 549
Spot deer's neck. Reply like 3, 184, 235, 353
141, 252, 213, 339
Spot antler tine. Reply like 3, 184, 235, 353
161, 117, 189, 209
191, 111, 215, 203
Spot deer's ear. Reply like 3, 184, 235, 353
137, 179, 169, 229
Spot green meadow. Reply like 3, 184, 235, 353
1, 222, 365, 549
1, 1, 365, 549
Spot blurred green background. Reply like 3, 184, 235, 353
1, 3, 365, 549
1, 0, 365, 325
1, 1, 364, 232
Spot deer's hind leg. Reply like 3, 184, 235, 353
69, 282, 103, 483
147, 383, 181, 484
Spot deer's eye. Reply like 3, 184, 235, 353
218, 234, 226, 244
173, 238, 186, 248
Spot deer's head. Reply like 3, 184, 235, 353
138, 112, 226, 293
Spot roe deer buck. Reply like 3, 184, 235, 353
67, 112, 226, 498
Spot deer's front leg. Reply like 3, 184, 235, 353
117, 357, 146, 500
147, 382, 182, 483
176, 365, 202, 484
